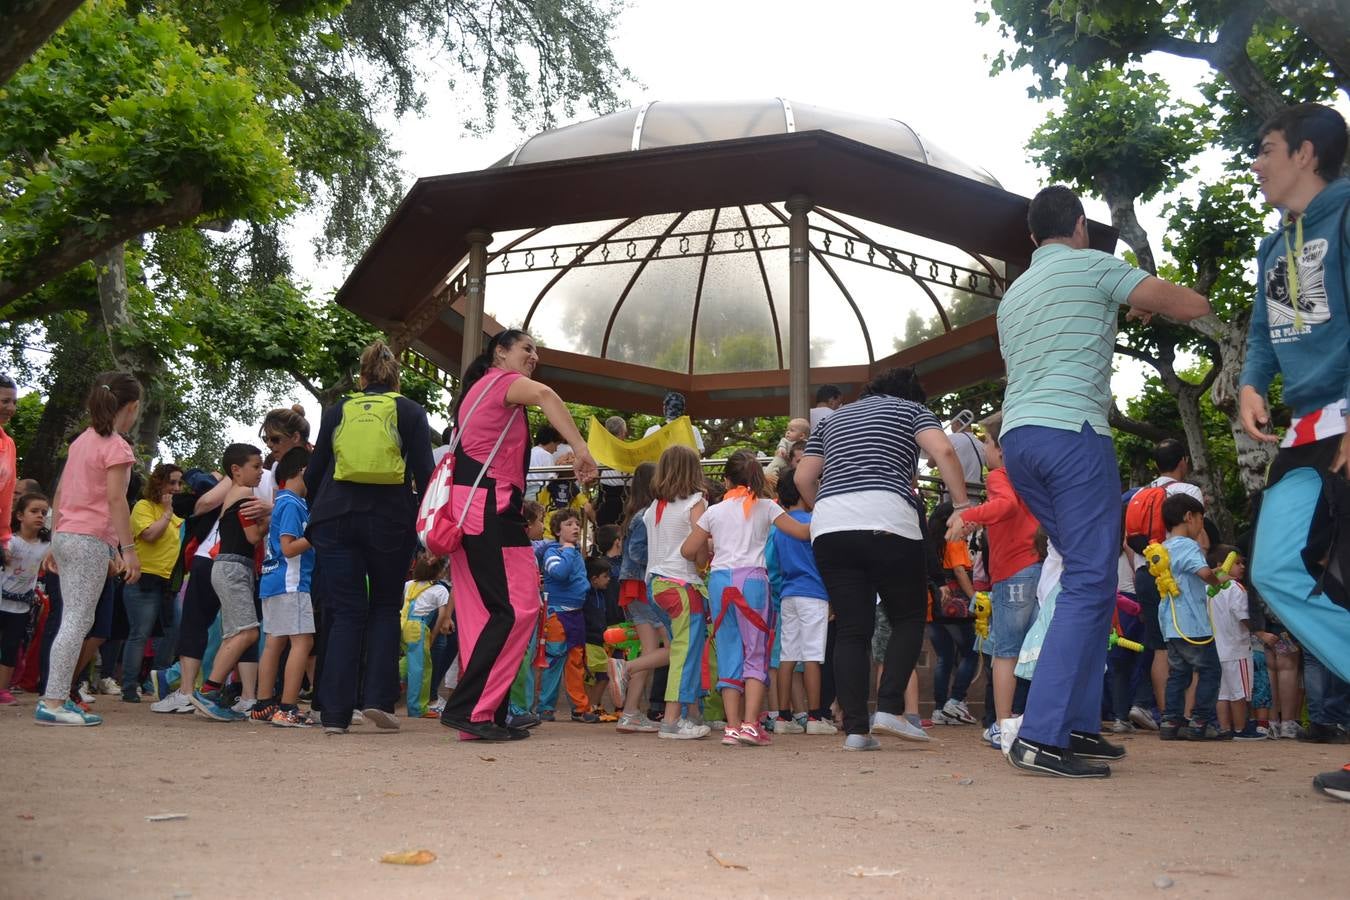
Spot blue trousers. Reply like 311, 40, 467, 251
1002, 423, 1121, 747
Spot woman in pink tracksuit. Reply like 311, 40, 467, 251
439, 330, 597, 742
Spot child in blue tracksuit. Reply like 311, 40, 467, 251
766, 468, 835, 735
539, 508, 597, 722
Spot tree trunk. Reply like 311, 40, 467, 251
1265, 0, 1350, 93
0, 0, 84, 86
94, 242, 163, 454
21, 314, 114, 490
1097, 183, 1156, 275
1197, 310, 1277, 499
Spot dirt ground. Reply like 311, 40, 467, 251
1, 698, 1343, 900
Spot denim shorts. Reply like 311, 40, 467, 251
626, 596, 671, 633
990, 563, 1042, 658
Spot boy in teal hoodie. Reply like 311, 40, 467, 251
1239, 101, 1350, 802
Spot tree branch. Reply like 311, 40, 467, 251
1265, 0, 1350, 93
0, 183, 204, 309
1109, 402, 1176, 443
0, 0, 84, 86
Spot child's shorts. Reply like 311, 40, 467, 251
263, 591, 315, 636
585, 643, 608, 675
626, 596, 671, 634
1218, 657, 1252, 702
211, 554, 260, 639
779, 596, 828, 663
990, 563, 1042, 658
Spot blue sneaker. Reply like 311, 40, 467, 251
35, 699, 102, 726
1233, 721, 1267, 741
191, 689, 244, 721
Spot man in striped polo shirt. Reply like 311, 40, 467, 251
992, 186, 1210, 778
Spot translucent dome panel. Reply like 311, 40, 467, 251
603, 255, 702, 372
792, 103, 925, 166
691, 234, 781, 374
527, 263, 641, 358
638, 101, 787, 151
509, 108, 640, 165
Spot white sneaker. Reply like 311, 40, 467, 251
805, 717, 839, 735
231, 698, 255, 715
773, 716, 805, 734
77, 683, 97, 704
151, 690, 195, 714
658, 718, 710, 740
427, 698, 446, 714
1280, 720, 1301, 740
871, 710, 930, 742
943, 699, 977, 725
351, 710, 368, 726
97, 676, 121, 695
998, 715, 1022, 755
983, 723, 1001, 748
361, 707, 401, 730
931, 707, 958, 725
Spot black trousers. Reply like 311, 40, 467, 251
812, 530, 927, 735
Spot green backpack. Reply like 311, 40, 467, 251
332, 391, 405, 484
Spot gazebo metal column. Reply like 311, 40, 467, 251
787, 195, 811, 421
461, 229, 493, 377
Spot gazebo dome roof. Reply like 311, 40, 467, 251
496, 98, 1001, 188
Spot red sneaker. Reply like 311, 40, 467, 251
735, 722, 772, 746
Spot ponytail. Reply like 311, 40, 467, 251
453, 328, 529, 426
723, 448, 767, 497
358, 340, 400, 392
86, 372, 142, 437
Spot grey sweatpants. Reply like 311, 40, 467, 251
44, 533, 112, 702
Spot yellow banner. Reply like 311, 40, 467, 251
586, 415, 699, 473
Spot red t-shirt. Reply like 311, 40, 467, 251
960, 467, 1040, 583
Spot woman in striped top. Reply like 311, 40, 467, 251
794, 368, 971, 751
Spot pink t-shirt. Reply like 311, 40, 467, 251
56, 428, 135, 547
0, 426, 15, 543
458, 370, 529, 496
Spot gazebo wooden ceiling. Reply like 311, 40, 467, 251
336, 122, 1118, 417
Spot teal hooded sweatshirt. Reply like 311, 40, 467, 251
1241, 177, 1350, 416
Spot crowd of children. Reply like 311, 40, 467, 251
1, 378, 1344, 772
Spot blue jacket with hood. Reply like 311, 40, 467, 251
1241, 177, 1350, 417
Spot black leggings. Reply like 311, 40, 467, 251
0, 608, 28, 667
812, 530, 928, 736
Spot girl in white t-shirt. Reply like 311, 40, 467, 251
682, 450, 809, 747
1, 492, 51, 705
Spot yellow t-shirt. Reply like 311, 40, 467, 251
131, 499, 183, 579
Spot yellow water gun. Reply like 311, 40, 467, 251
1143, 542, 1180, 601
973, 591, 992, 640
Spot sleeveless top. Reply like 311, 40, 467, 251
217, 498, 257, 557
642, 493, 704, 583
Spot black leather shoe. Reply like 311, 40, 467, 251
440, 716, 514, 742
1069, 730, 1127, 760
505, 725, 531, 740
1007, 737, 1111, 778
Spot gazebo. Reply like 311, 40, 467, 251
335, 99, 1117, 418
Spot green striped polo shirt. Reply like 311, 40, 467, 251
998, 243, 1149, 436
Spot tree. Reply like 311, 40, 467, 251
2, 0, 632, 465
980, 0, 1346, 537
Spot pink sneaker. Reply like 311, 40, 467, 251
721, 727, 740, 746
0, 690, 17, 706
735, 722, 772, 746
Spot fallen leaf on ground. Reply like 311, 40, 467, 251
381, 850, 437, 866
145, 813, 189, 822
957, 777, 974, 786
17, 813, 34, 820
478, 756, 496, 762
848, 867, 903, 878
707, 849, 748, 870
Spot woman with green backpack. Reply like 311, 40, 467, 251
306, 340, 435, 734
